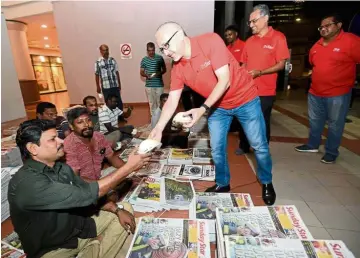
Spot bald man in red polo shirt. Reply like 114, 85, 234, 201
295, 14, 360, 164
149, 22, 276, 205
238, 4, 289, 155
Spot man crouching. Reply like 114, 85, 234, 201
7, 119, 151, 258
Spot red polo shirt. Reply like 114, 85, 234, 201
227, 38, 245, 62
240, 26, 289, 96
309, 30, 360, 97
64, 131, 113, 180
171, 33, 257, 109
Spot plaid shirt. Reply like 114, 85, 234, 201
64, 131, 113, 180
95, 57, 119, 89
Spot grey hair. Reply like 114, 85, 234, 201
253, 4, 270, 17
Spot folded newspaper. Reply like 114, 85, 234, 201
216, 206, 313, 258
1, 241, 26, 258
128, 177, 195, 213
189, 193, 254, 243
125, 218, 211, 258
224, 236, 355, 258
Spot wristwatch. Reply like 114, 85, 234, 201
115, 204, 124, 214
201, 104, 210, 112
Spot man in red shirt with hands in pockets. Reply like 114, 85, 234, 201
149, 21, 276, 205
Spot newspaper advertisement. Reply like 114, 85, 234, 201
136, 163, 164, 177
162, 178, 195, 209
216, 206, 313, 258
125, 218, 211, 258
225, 236, 355, 258
159, 165, 182, 178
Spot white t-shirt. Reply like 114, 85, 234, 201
98, 105, 123, 133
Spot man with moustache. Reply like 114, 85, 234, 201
295, 14, 360, 163
83, 95, 121, 148
64, 107, 126, 181
8, 119, 151, 258
238, 4, 289, 155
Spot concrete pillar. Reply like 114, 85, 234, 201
224, 1, 235, 28
6, 20, 35, 80
5, 19, 40, 106
1, 14, 26, 122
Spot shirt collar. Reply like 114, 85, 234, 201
25, 158, 62, 174
317, 29, 344, 45
256, 26, 274, 39
98, 56, 112, 62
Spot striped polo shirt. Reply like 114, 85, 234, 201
140, 54, 165, 88
98, 105, 123, 134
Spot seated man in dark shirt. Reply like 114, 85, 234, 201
36, 102, 70, 139
8, 119, 151, 258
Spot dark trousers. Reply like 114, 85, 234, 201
102, 87, 123, 111
181, 86, 205, 111
238, 96, 275, 151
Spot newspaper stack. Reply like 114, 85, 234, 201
192, 148, 212, 164
224, 236, 355, 258
167, 148, 193, 165
1, 241, 25, 258
2, 232, 24, 253
1, 167, 21, 222
1, 147, 23, 167
189, 193, 254, 243
128, 177, 195, 213
188, 132, 211, 149
216, 205, 313, 258
125, 218, 211, 258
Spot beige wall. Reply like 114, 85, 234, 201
53, 1, 214, 104
1, 13, 26, 122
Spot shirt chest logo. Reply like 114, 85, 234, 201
333, 48, 341, 52
263, 45, 274, 50
234, 49, 241, 52
200, 60, 211, 70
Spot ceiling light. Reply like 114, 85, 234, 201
41, 24, 47, 28
56, 57, 62, 63
39, 56, 46, 62
45, 44, 50, 48
44, 36, 49, 40
295, 18, 301, 22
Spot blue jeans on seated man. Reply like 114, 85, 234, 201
208, 97, 273, 187
307, 92, 351, 159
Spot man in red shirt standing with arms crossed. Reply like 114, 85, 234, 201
149, 22, 276, 205
295, 14, 360, 163
238, 4, 290, 155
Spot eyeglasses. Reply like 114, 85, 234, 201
159, 31, 179, 53
247, 16, 263, 26
318, 22, 337, 31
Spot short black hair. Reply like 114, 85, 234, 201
66, 107, 89, 125
16, 119, 57, 159
36, 102, 56, 115
225, 24, 240, 34
160, 93, 169, 101
105, 94, 118, 102
83, 95, 97, 106
321, 13, 343, 24
147, 42, 155, 49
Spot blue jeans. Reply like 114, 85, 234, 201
307, 92, 351, 158
207, 97, 273, 186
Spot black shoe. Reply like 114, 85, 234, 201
262, 183, 276, 205
321, 154, 336, 164
205, 184, 230, 193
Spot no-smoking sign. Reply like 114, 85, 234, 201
120, 43, 132, 59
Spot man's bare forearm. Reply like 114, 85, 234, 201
97, 164, 133, 197
95, 75, 101, 91
260, 60, 286, 75
101, 200, 118, 213
203, 80, 230, 108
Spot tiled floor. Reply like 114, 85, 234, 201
2, 89, 360, 256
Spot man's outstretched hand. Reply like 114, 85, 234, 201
182, 107, 206, 128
